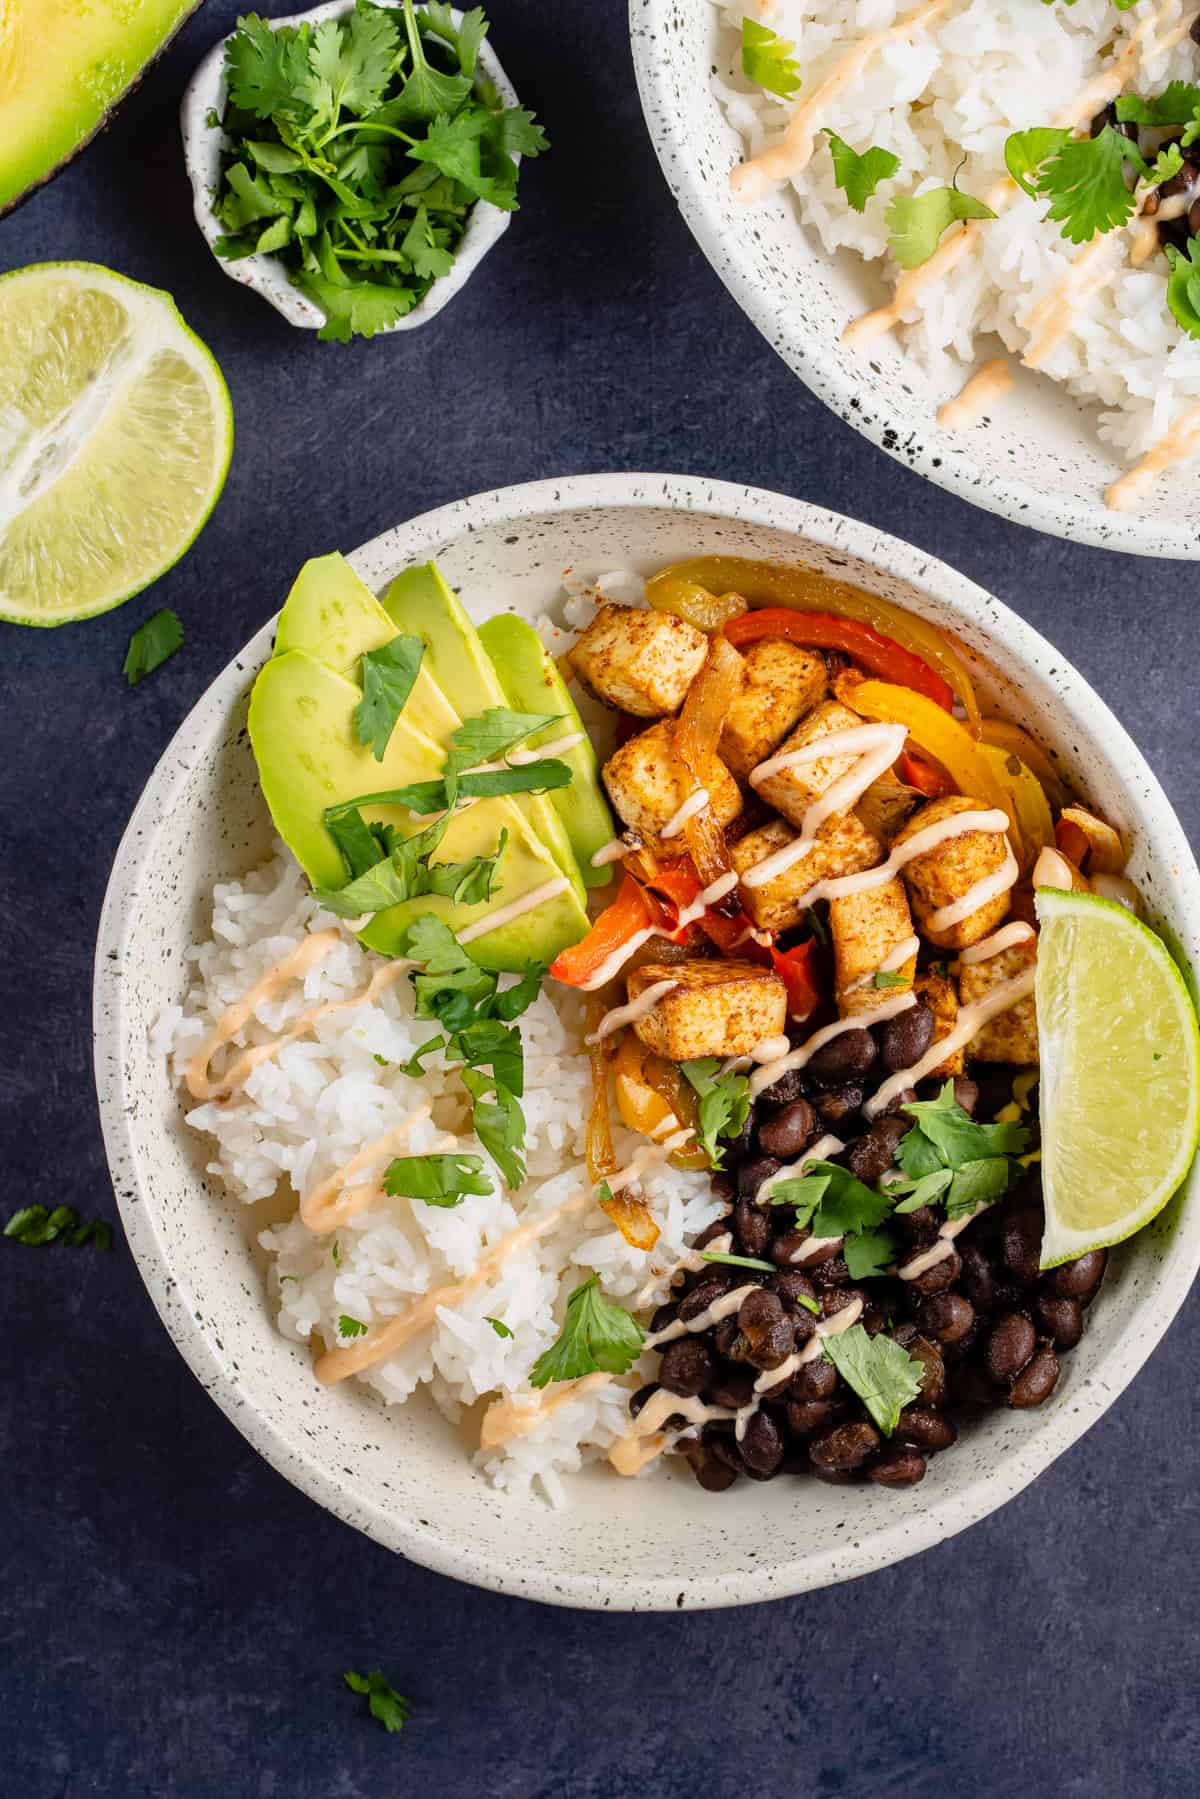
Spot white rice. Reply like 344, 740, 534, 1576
155, 573, 722, 1505
711, 0, 1200, 459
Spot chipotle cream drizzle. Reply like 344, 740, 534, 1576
865, 963, 1037, 1118
1107, 400, 1200, 510
300, 1105, 434, 1234
742, 723, 907, 887
936, 360, 1013, 430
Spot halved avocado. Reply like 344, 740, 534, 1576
0, 0, 204, 216
248, 650, 589, 971
477, 612, 615, 888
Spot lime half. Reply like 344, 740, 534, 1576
1036, 885, 1200, 1268
0, 262, 233, 626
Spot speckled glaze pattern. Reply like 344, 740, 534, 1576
630, 3, 1200, 559
180, 1, 517, 334
94, 474, 1200, 1612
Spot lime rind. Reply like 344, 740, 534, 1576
1035, 885, 1200, 1268
0, 261, 233, 627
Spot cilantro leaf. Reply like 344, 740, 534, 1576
309, 3, 398, 118
399, 202, 456, 279
313, 816, 505, 918
1033, 125, 1145, 244
338, 1314, 368, 1338
344, 1668, 411, 1734
382, 1152, 491, 1206
529, 1275, 643, 1387
872, 969, 908, 990
1004, 126, 1070, 198
763, 1173, 831, 1218
123, 609, 183, 686
900, 1082, 1031, 1167
1165, 234, 1200, 338
490, 962, 545, 1022
354, 633, 425, 760
741, 17, 802, 99
224, 15, 316, 119
325, 806, 394, 880
408, 110, 518, 208
295, 271, 417, 342
888, 1167, 953, 1213
424, 1, 488, 76
680, 1059, 751, 1169
826, 131, 900, 212
1115, 82, 1200, 127
486, 1314, 512, 1338
945, 1156, 1013, 1218
887, 186, 996, 269
803, 1162, 895, 1239
1145, 142, 1184, 188
360, 759, 573, 816
463, 1073, 525, 1187
486, 106, 550, 159
822, 1323, 924, 1436
399, 1033, 445, 1076
843, 1228, 896, 1280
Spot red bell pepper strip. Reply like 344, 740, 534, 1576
645, 862, 759, 957
549, 874, 659, 987
899, 747, 955, 798
724, 608, 953, 712
771, 939, 822, 1021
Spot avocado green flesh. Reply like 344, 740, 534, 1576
274, 552, 458, 746
382, 564, 586, 906
249, 651, 588, 971
0, 0, 201, 214
477, 613, 616, 889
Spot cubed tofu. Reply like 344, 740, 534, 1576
719, 641, 827, 781
627, 959, 787, 1060
856, 771, 921, 845
750, 699, 866, 828
914, 971, 966, 1077
601, 719, 742, 852
958, 943, 1039, 1064
896, 793, 1013, 950
830, 876, 917, 1018
730, 812, 882, 933
571, 603, 708, 718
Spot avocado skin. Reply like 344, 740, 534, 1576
477, 612, 616, 888
0, 0, 205, 217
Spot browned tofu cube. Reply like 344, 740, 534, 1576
601, 719, 741, 852
751, 699, 866, 829
730, 812, 882, 933
896, 794, 1013, 950
915, 971, 965, 1077
830, 876, 917, 1018
958, 943, 1039, 1064
571, 603, 707, 717
856, 770, 921, 845
719, 640, 827, 781
627, 959, 787, 1060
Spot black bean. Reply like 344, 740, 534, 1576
810, 1255, 851, 1290
751, 1316, 796, 1371
1049, 1249, 1107, 1303
758, 1098, 818, 1160
658, 1337, 715, 1398
959, 1242, 996, 1313
1035, 1292, 1084, 1349
691, 1217, 733, 1256
733, 1200, 771, 1259
1009, 1345, 1060, 1408
869, 1445, 927, 1487
786, 1398, 843, 1437
1192, 11, 1200, 42
1001, 1209, 1044, 1286
949, 1361, 1000, 1409
877, 1084, 917, 1117
705, 1360, 756, 1409
909, 1248, 962, 1296
649, 1301, 677, 1335
629, 1383, 658, 1418
1164, 163, 1200, 200
952, 1075, 980, 1115
906, 1335, 948, 1408
919, 1291, 975, 1345
677, 1271, 733, 1322
736, 1154, 781, 1199
809, 1420, 881, 1472
758, 1067, 807, 1107
984, 1312, 1036, 1384
879, 1003, 935, 1073
940, 1315, 984, 1365
692, 1452, 739, 1493
809, 1027, 877, 1081
896, 1204, 939, 1245
708, 1175, 735, 1206
738, 1287, 782, 1329
712, 1316, 741, 1358
723, 1103, 758, 1162
707, 1429, 744, 1476
740, 1409, 784, 1477
821, 1284, 867, 1318
790, 1357, 838, 1402
897, 1405, 958, 1452
771, 1229, 841, 1269
813, 1082, 865, 1126
846, 1115, 909, 1184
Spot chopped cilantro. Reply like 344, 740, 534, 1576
1115, 82, 1200, 130
680, 1059, 751, 1168
373, 1053, 390, 1066
872, 969, 908, 990
822, 1323, 924, 1435
887, 186, 996, 269
842, 1227, 896, 1280
382, 1152, 491, 1207
801, 1162, 895, 1239
529, 1275, 643, 1387
1165, 234, 1200, 339
827, 131, 900, 212
485, 1315, 513, 1338
123, 609, 183, 686
700, 1250, 776, 1272
887, 1167, 953, 1214
314, 812, 506, 917
795, 1290, 821, 1317
896, 1081, 1030, 1218
354, 634, 424, 761
344, 1668, 411, 1734
741, 17, 802, 99
337, 1314, 368, 1339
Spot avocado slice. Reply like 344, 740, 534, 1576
248, 650, 589, 970
273, 552, 458, 747
1, 0, 202, 216
477, 613, 616, 888
382, 564, 586, 905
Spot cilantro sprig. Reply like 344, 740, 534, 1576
529, 1275, 643, 1387
680, 1058, 751, 1168
888, 1080, 1030, 1219
1005, 119, 1185, 246
314, 810, 506, 916
213, 2, 548, 341
822, 1323, 924, 1436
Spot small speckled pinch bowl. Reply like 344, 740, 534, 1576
94, 474, 1200, 1611
181, 1, 519, 334
630, 2, 1199, 557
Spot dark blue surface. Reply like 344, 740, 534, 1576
2, 4, 1198, 1794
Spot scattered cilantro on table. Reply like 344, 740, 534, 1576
344, 1668, 412, 1733
529, 1274, 643, 1386
680, 1058, 751, 1168
213, 1, 548, 341
826, 132, 900, 212
822, 1323, 924, 1436
741, 17, 802, 100
123, 609, 183, 686
4, 1205, 113, 1249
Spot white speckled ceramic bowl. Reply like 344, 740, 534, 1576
94, 474, 1200, 1610
630, 3, 1197, 557
181, 2, 518, 334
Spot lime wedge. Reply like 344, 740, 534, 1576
1036, 885, 1200, 1268
0, 262, 232, 626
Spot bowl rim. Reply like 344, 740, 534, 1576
179, 0, 516, 335
628, 0, 1197, 560
94, 471, 1200, 1609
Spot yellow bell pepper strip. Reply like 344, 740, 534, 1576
725, 607, 954, 712
645, 569, 749, 633
653, 555, 979, 728
839, 676, 1024, 861
978, 718, 1066, 810
980, 744, 1054, 870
